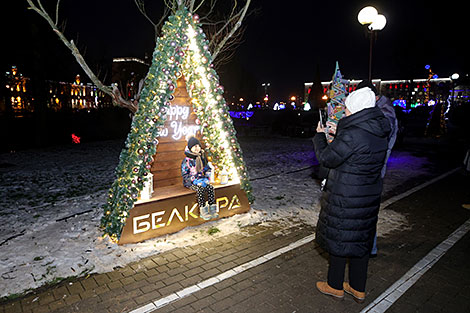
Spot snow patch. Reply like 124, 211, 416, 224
0, 137, 435, 298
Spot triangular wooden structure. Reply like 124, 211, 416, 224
101, 7, 252, 244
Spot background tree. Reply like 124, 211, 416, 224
26, 0, 252, 113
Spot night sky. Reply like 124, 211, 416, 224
2, 0, 468, 102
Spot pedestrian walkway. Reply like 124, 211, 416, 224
1, 170, 469, 313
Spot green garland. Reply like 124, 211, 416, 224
100, 7, 253, 241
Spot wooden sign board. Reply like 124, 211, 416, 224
118, 182, 250, 244
118, 78, 251, 244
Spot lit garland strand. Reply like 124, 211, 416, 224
100, 7, 253, 241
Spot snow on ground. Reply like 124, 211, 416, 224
0, 136, 442, 298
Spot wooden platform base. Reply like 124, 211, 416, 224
118, 182, 250, 244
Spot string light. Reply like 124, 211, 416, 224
100, 7, 252, 241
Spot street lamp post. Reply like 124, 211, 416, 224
451, 73, 460, 106
358, 6, 387, 81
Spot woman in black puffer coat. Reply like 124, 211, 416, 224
313, 86, 391, 302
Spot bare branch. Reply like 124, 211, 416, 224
189, 0, 196, 12
197, 0, 217, 21
134, 0, 156, 27
26, 0, 138, 113
193, 0, 210, 15
55, 0, 60, 25
211, 0, 251, 60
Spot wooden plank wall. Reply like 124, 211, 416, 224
150, 77, 204, 189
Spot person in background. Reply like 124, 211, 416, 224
357, 80, 398, 257
313, 87, 391, 303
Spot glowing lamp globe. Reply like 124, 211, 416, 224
358, 6, 378, 25
369, 14, 387, 31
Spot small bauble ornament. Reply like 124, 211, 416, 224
193, 14, 199, 22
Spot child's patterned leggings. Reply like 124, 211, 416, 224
190, 184, 215, 207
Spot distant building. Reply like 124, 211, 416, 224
2, 65, 114, 115
46, 74, 112, 111
3, 66, 33, 114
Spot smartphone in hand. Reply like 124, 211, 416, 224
319, 109, 327, 127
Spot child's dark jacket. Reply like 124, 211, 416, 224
181, 148, 211, 188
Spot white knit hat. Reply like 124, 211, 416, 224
345, 87, 376, 114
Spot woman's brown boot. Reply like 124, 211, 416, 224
316, 281, 344, 300
343, 282, 365, 303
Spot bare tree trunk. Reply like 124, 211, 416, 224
27, 0, 253, 113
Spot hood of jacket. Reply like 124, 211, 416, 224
338, 106, 391, 139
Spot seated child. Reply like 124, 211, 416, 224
181, 136, 218, 220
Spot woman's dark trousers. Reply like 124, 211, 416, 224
327, 254, 370, 292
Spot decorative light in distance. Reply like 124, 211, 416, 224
451, 73, 460, 80
369, 14, 387, 31
358, 6, 378, 25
